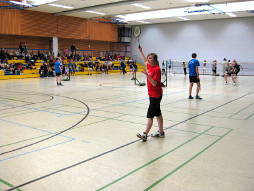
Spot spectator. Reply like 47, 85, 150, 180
212, 60, 217, 76
70, 45, 77, 55
120, 61, 127, 74
182, 61, 187, 75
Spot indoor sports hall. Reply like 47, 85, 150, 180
0, 1, 254, 191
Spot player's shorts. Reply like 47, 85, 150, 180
55, 72, 62, 76
225, 72, 231, 76
147, 96, 162, 118
189, 76, 200, 83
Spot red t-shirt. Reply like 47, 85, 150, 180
146, 63, 162, 98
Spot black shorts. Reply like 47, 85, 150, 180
189, 76, 200, 83
147, 96, 162, 118
56, 72, 62, 76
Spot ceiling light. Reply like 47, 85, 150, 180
48, 4, 73, 9
213, 1, 254, 12
185, 0, 209, 2
177, 16, 190, 20
131, 3, 151, 9
117, 8, 206, 22
226, 12, 236, 17
137, 21, 150, 24
117, 1, 254, 22
10, 1, 33, 7
85, 10, 105, 15
116, 15, 125, 19
28, 0, 58, 6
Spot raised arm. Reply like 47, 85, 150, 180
138, 45, 147, 63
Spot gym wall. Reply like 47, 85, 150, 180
132, 17, 254, 63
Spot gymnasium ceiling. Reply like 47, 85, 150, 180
9, 0, 254, 24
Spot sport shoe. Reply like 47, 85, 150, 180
188, 96, 194, 99
136, 132, 147, 142
195, 95, 202, 100
151, 131, 165, 138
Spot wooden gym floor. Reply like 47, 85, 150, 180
0, 73, 254, 191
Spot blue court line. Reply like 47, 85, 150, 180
0, 103, 84, 118
0, 90, 184, 118
0, 105, 66, 118
39, 107, 126, 119
0, 100, 22, 107
93, 90, 186, 111
0, 138, 74, 163
14, 106, 64, 117
3, 91, 252, 191
0, 118, 75, 140
98, 91, 222, 111
0, 94, 90, 156
0, 99, 73, 117
91, 93, 220, 116
0, 100, 65, 117
0, 97, 33, 104
0, 105, 85, 119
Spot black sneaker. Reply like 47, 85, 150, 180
188, 96, 194, 99
59, 83, 64, 86
195, 95, 202, 100
136, 133, 147, 142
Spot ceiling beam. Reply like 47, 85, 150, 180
55, 0, 155, 15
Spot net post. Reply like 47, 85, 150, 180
165, 60, 168, 87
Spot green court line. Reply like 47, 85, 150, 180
93, 109, 145, 118
205, 110, 236, 114
0, 111, 37, 118
187, 122, 232, 130
0, 104, 62, 117
96, 126, 215, 191
245, 112, 254, 120
202, 114, 232, 119
73, 118, 111, 130
160, 108, 199, 116
0, 97, 32, 103
96, 108, 237, 126
72, 114, 126, 130
76, 111, 223, 137
0, 134, 49, 148
144, 128, 232, 190
108, 117, 223, 137
73, 114, 219, 137
0, 178, 23, 191
228, 102, 254, 119
202, 133, 221, 137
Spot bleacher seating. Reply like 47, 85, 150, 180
0, 56, 145, 80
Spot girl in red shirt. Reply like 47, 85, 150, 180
137, 46, 165, 142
